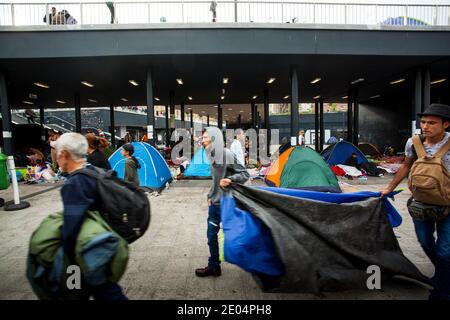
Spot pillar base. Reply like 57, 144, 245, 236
3, 200, 30, 211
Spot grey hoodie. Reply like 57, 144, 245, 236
207, 147, 250, 205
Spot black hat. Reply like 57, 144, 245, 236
417, 103, 450, 121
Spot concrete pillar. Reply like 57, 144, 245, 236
170, 91, 175, 130
207, 114, 210, 127
190, 109, 194, 131
422, 67, 431, 111
263, 88, 270, 145
237, 114, 242, 128
39, 106, 45, 144
0, 72, 13, 155
314, 100, 319, 151
146, 68, 155, 145
353, 89, 359, 145
347, 91, 353, 142
218, 103, 223, 129
180, 101, 185, 129
251, 100, 256, 129
319, 100, 324, 152
413, 69, 422, 134
165, 105, 170, 147
290, 67, 299, 145
75, 92, 81, 133
109, 104, 116, 148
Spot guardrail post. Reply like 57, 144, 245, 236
434, 5, 438, 25
344, 4, 347, 24
11, 4, 15, 26
234, 0, 238, 22
80, 2, 83, 25
281, 3, 284, 23
45, 3, 49, 25
404, 5, 408, 25
181, 1, 184, 23
313, 3, 315, 24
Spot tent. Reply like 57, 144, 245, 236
109, 142, 172, 190
382, 16, 428, 26
182, 147, 211, 179
321, 141, 369, 166
221, 184, 429, 293
358, 142, 382, 158
265, 146, 340, 192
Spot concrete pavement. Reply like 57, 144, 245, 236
0, 178, 434, 300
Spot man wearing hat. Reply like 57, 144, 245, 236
381, 103, 450, 300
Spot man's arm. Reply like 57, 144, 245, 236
380, 157, 415, 196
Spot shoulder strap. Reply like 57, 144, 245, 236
434, 137, 450, 159
70, 166, 102, 179
412, 135, 427, 158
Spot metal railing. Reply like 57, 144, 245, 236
0, 1, 449, 27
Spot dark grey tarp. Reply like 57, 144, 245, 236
230, 184, 431, 293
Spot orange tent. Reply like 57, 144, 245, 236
265, 147, 294, 187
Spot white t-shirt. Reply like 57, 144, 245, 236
230, 139, 245, 166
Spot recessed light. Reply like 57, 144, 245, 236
56, 100, 66, 104
283, 95, 290, 99
176, 79, 184, 85
81, 81, 94, 88
267, 78, 276, 84
370, 94, 381, 99
341, 96, 348, 99
187, 107, 192, 110
313, 95, 321, 100
239, 110, 244, 113
389, 78, 405, 85
29, 94, 38, 99
221, 96, 225, 100
351, 78, 365, 85
22, 100, 34, 105
121, 98, 128, 102
188, 96, 193, 101
88, 99, 97, 103
310, 77, 321, 84
154, 97, 160, 101
431, 78, 447, 85
34, 82, 50, 89
252, 95, 258, 99
228, 108, 232, 111
223, 78, 229, 84
201, 111, 206, 113
128, 80, 139, 86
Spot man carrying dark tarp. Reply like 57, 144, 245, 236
195, 128, 249, 277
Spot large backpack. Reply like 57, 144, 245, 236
408, 135, 450, 206
73, 166, 151, 244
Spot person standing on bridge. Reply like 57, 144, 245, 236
195, 128, 249, 277
210, 1, 217, 22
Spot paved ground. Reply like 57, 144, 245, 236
0, 176, 434, 300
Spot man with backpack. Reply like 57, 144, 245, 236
381, 103, 450, 301
55, 133, 128, 300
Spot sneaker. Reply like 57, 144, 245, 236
195, 266, 221, 277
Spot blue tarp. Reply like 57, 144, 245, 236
321, 140, 368, 166
183, 148, 211, 178
221, 186, 402, 277
109, 142, 172, 190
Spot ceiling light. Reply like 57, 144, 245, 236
88, 99, 97, 103
22, 100, 34, 105
283, 95, 290, 99
310, 77, 321, 84
81, 81, 94, 88
121, 98, 128, 102
351, 78, 365, 85
228, 108, 232, 111
252, 95, 258, 100
128, 80, 139, 86
201, 111, 206, 113
176, 78, 184, 85
239, 110, 244, 113
313, 95, 321, 100
341, 96, 348, 99
267, 78, 276, 84
34, 82, 50, 89
56, 100, 66, 104
431, 78, 447, 85
389, 78, 405, 85
370, 94, 381, 99
223, 78, 229, 84
154, 97, 160, 101
29, 94, 38, 100
221, 96, 225, 100
188, 96, 193, 101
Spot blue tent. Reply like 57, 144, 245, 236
321, 140, 368, 166
382, 16, 428, 26
109, 142, 172, 190
183, 147, 211, 179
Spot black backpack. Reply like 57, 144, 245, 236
73, 166, 151, 244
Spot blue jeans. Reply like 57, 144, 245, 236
413, 215, 450, 301
207, 204, 221, 270
90, 282, 128, 300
